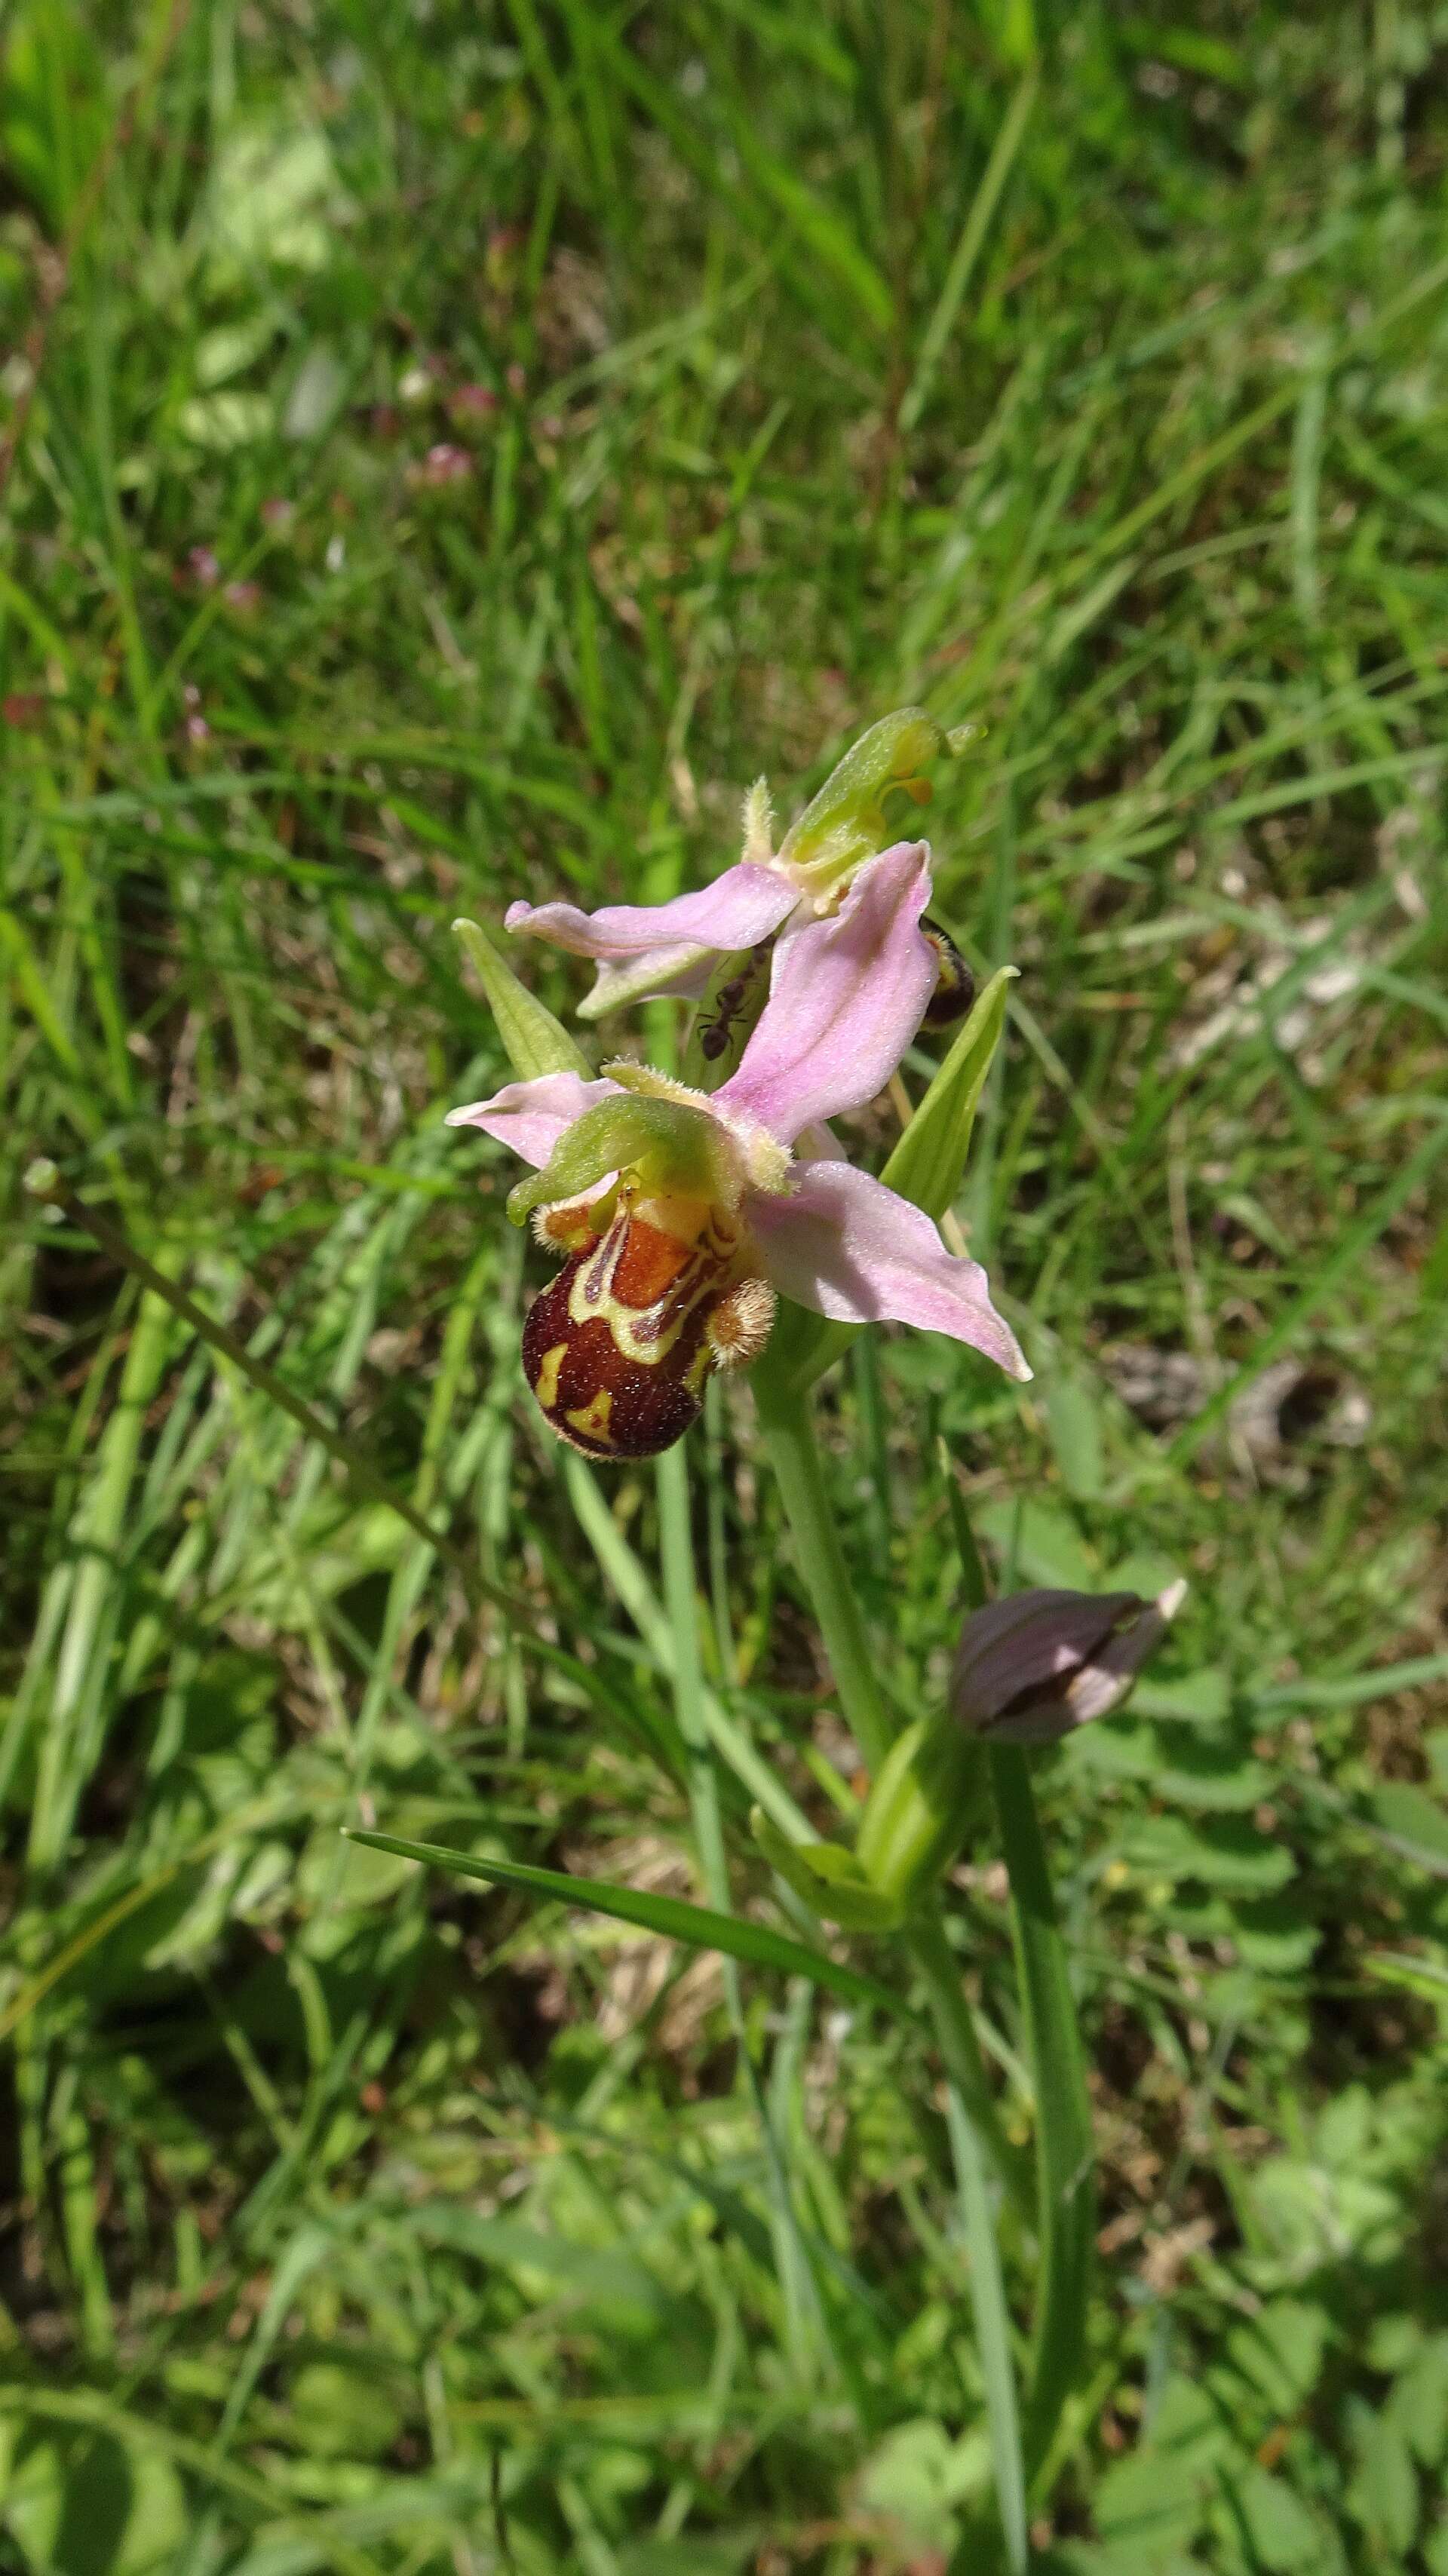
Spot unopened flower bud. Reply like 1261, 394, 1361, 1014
951, 1582, 1186, 1745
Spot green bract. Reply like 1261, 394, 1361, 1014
879, 963, 1016, 1222
750, 1806, 906, 1934
855, 1715, 983, 1915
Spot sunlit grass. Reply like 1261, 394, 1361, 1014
2, 4, 1447, 2569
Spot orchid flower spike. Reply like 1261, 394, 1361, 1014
950, 1581, 1187, 1745
502, 709, 980, 1025
448, 844, 1029, 1460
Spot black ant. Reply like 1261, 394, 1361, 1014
698, 940, 773, 1062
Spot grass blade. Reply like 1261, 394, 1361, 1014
900, 71, 1038, 432
343, 1831, 911, 2021
944, 2087, 1029, 2574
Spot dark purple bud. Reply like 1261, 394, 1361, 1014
951, 1583, 1185, 1744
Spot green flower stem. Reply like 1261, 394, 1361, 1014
989, 1743, 1095, 2477
953, 1429, 1095, 2473
907, 1911, 1028, 2214
753, 1371, 892, 1773
753, 1368, 1023, 2213
753, 1366, 1031, 2559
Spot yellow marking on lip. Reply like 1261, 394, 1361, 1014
533, 1342, 567, 1409
565, 1390, 615, 1444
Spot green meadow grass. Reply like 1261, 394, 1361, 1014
3, 2, 1448, 2568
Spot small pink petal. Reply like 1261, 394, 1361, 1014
747, 1159, 1029, 1381
505, 861, 796, 962
445, 1072, 621, 1168
715, 842, 935, 1144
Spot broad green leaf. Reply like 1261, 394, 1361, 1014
1256, 1651, 1448, 1713
410, 2206, 670, 2331
1230, 1895, 1320, 1973
1, 2427, 188, 2576
343, 1830, 910, 2019
618, 2539, 759, 2576
1228, 2462, 1328, 2571
1131, 1669, 1230, 1723
177, 394, 273, 451
288, 2362, 403, 2461
1391, 2336, 1448, 2467
857, 2416, 990, 2548
1226, 2300, 1329, 2413
1122, 1815, 1296, 1894
1092, 2375, 1220, 2555
1044, 1363, 1106, 1501
1151, 1734, 1272, 1813
977, 1495, 1099, 1590
1364, 1784, 1448, 1878
208, 120, 345, 274
452, 916, 593, 1082
1345, 2394, 1419, 2558
1091, 2446, 1205, 2561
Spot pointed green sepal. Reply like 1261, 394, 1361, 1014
505, 1091, 735, 1227
778, 707, 978, 896
453, 917, 593, 1082
750, 1805, 906, 1933
878, 962, 1016, 1222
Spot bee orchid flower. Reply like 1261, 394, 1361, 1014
503, 708, 977, 1024
449, 842, 1029, 1459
